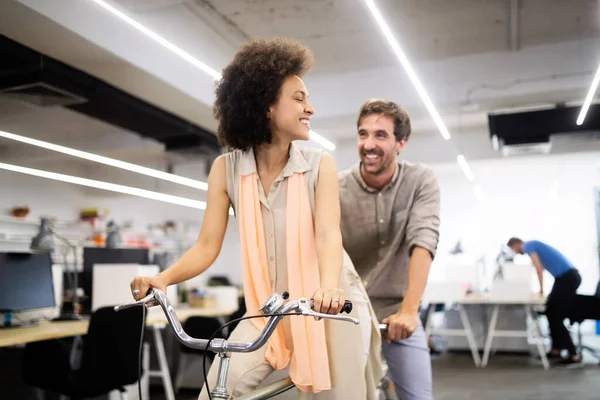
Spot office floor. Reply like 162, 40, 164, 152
3, 342, 598, 400
150, 353, 600, 400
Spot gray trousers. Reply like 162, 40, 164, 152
381, 321, 432, 400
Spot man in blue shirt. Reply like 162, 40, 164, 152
507, 238, 582, 368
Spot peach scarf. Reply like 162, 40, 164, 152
237, 170, 331, 393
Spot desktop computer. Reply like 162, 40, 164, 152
0, 252, 55, 328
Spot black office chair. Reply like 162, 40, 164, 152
568, 282, 600, 363
226, 295, 247, 335
174, 316, 225, 392
22, 306, 146, 399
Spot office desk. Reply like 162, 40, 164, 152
425, 294, 547, 369
0, 306, 236, 347
0, 305, 237, 400
462, 296, 549, 369
0, 319, 87, 347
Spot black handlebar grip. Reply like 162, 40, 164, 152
341, 300, 353, 314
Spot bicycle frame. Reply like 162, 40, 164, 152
115, 290, 358, 399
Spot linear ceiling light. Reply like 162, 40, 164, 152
89, 0, 221, 80
363, 0, 451, 141
0, 162, 211, 210
89, 0, 335, 151
576, 63, 600, 126
0, 130, 208, 191
457, 154, 475, 182
309, 130, 336, 151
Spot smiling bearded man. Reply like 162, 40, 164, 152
338, 99, 441, 400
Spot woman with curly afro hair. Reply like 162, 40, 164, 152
130, 38, 382, 399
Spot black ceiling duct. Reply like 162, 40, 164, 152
0, 34, 219, 154
488, 104, 600, 147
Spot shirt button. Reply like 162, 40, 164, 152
269, 256, 274, 262
381, 241, 386, 245
379, 219, 384, 223
268, 232, 273, 237
378, 193, 382, 197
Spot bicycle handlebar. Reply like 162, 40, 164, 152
114, 289, 359, 354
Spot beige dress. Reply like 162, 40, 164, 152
199, 143, 382, 400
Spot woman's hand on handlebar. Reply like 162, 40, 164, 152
130, 275, 168, 306
312, 287, 345, 315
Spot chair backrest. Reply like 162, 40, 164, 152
78, 306, 146, 390
179, 316, 225, 354
226, 296, 247, 337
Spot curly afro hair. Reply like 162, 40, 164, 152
213, 37, 314, 151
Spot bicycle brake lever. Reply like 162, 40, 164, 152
312, 312, 360, 325
296, 299, 359, 325
114, 291, 156, 312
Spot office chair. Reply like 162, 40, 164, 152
568, 282, 600, 363
23, 306, 146, 399
174, 297, 246, 392
174, 316, 225, 392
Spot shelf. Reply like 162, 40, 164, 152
0, 238, 31, 244
0, 215, 82, 228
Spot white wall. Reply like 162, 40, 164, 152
429, 151, 600, 298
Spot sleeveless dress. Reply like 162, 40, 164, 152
199, 143, 382, 400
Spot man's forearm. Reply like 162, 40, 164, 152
399, 247, 433, 314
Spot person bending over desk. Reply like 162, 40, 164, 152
507, 238, 582, 368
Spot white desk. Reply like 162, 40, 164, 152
460, 295, 548, 369
425, 294, 547, 369
424, 301, 481, 367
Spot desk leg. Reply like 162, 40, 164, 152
481, 304, 500, 367
458, 305, 481, 367
424, 304, 435, 336
525, 305, 549, 370
151, 325, 176, 400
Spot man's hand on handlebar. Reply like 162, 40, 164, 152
130, 275, 168, 305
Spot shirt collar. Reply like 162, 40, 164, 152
351, 161, 401, 193
239, 142, 312, 177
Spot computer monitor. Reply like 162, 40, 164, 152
82, 247, 150, 313
0, 252, 55, 328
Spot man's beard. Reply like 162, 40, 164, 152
361, 153, 393, 176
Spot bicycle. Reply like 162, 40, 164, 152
115, 288, 359, 399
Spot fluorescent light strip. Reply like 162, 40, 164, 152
89, 0, 221, 80
457, 155, 475, 181
0, 161, 216, 211
576, 63, 600, 126
309, 130, 336, 151
363, 0, 451, 141
89, 0, 335, 152
0, 130, 209, 191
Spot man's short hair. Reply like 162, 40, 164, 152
507, 237, 523, 247
357, 99, 411, 142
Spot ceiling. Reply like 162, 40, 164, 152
0, 0, 598, 169
113, 0, 600, 74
